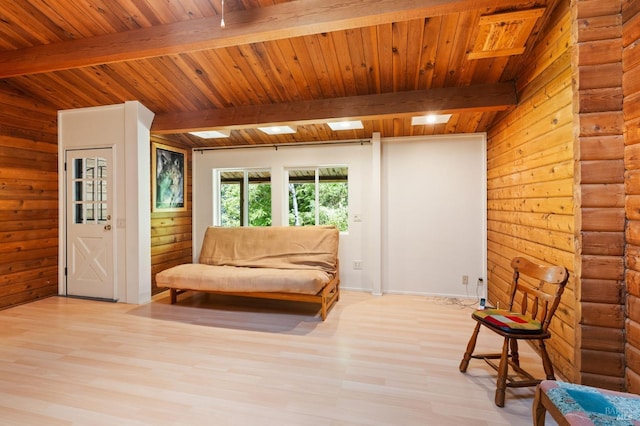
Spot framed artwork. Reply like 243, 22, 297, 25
152, 142, 187, 212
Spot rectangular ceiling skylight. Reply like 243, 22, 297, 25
327, 120, 364, 131
411, 114, 452, 125
189, 130, 231, 139
258, 125, 297, 135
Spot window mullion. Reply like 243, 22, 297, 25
315, 168, 320, 225
242, 172, 248, 226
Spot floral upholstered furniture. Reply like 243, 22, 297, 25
533, 380, 640, 425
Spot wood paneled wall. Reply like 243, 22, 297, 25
487, 0, 576, 381
573, 0, 625, 391
0, 83, 59, 310
150, 136, 192, 295
623, 0, 640, 393
488, 0, 628, 388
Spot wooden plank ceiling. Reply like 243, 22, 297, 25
0, 0, 556, 148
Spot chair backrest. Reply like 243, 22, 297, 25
507, 257, 569, 333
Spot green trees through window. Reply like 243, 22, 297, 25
217, 166, 348, 231
219, 170, 272, 227
288, 167, 348, 231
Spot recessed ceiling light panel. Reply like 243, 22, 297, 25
327, 120, 364, 131
411, 114, 452, 125
189, 130, 231, 139
258, 125, 297, 135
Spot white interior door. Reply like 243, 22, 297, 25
65, 148, 116, 300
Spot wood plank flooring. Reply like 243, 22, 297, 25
0, 291, 558, 425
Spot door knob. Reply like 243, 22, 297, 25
104, 224, 112, 231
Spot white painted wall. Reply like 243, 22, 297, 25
193, 141, 377, 292
58, 101, 154, 304
58, 106, 485, 300
192, 133, 486, 297
381, 134, 487, 297
124, 102, 155, 303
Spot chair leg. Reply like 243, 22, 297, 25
510, 338, 520, 367
495, 337, 510, 407
459, 322, 481, 373
539, 340, 556, 380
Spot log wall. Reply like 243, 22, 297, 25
150, 136, 193, 295
488, 0, 629, 389
0, 82, 59, 310
487, 0, 576, 382
623, 0, 640, 393
573, 0, 625, 391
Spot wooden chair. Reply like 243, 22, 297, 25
459, 257, 569, 407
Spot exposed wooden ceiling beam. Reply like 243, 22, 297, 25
0, 0, 521, 78
152, 82, 517, 134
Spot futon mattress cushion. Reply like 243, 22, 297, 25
155, 263, 331, 295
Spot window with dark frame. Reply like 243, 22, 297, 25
219, 169, 272, 227
288, 166, 348, 231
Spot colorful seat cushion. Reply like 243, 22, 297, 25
473, 308, 542, 334
540, 380, 640, 425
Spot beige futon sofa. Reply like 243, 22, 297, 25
155, 225, 340, 320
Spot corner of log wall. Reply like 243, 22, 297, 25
573, 0, 626, 391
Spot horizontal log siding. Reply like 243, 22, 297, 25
0, 82, 59, 309
150, 136, 192, 295
487, 0, 576, 381
574, 0, 625, 390
624, 0, 640, 393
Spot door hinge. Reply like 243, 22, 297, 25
64, 267, 67, 276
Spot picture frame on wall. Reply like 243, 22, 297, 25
152, 142, 187, 212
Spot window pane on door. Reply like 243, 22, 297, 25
98, 158, 107, 179
98, 203, 107, 222
86, 204, 95, 221
85, 158, 95, 178
86, 181, 94, 201
72, 156, 109, 224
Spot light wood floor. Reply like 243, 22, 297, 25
0, 290, 558, 425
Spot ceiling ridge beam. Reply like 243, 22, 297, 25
0, 0, 521, 78
151, 82, 517, 134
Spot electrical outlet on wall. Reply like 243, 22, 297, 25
353, 260, 363, 270
462, 275, 469, 285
